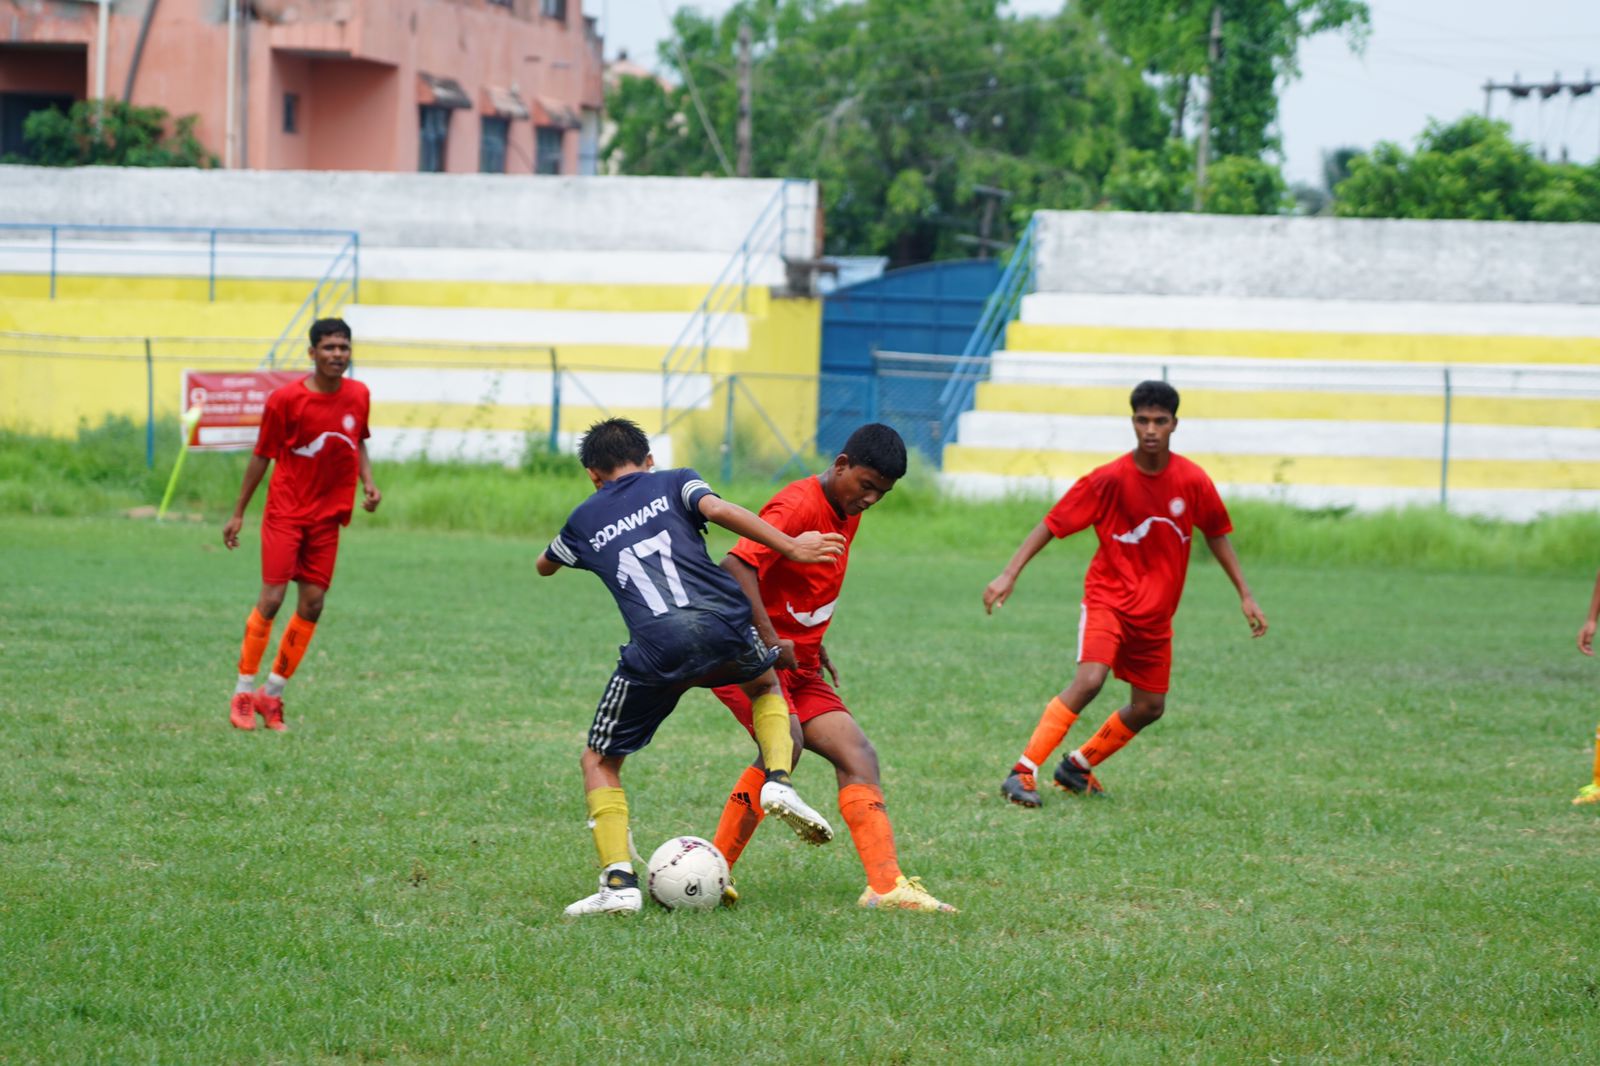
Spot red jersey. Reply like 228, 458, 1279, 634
1044, 452, 1231, 634
254, 376, 371, 526
729, 476, 856, 670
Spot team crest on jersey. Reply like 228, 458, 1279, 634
1168, 497, 1186, 517
342, 414, 356, 433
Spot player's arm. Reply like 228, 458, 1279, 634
535, 551, 562, 577
222, 454, 271, 550
1577, 570, 1600, 655
698, 495, 844, 563
357, 440, 381, 512
983, 522, 1053, 615
1205, 533, 1267, 637
721, 554, 797, 669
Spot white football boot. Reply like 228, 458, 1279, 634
759, 777, 834, 845
563, 868, 643, 917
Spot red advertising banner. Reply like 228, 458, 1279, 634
182, 370, 304, 451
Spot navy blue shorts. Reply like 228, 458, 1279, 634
587, 624, 778, 756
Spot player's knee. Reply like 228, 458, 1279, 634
843, 736, 879, 782
297, 588, 326, 621
1131, 696, 1166, 725
258, 585, 287, 617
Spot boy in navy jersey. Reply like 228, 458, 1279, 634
538, 418, 847, 916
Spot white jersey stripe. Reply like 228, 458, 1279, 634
547, 536, 578, 566
1076, 602, 1087, 665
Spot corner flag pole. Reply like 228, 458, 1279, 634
157, 405, 205, 521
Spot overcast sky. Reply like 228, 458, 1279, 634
587, 0, 1600, 186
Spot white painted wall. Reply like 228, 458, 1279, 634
0, 168, 819, 256
1033, 212, 1600, 304
1018, 293, 1600, 337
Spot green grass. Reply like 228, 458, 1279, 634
3, 507, 1600, 1063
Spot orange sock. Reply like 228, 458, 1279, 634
839, 783, 901, 894
1075, 709, 1138, 767
237, 608, 274, 676
712, 764, 768, 868
1017, 696, 1079, 772
270, 613, 318, 680
1592, 723, 1600, 786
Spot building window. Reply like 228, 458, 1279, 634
480, 116, 509, 174
419, 106, 450, 172
283, 93, 299, 134
0, 93, 74, 161
541, 0, 567, 20
535, 126, 564, 174
487, 0, 514, 7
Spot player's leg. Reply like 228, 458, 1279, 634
231, 581, 287, 730
255, 522, 338, 730
734, 669, 834, 844
1575, 723, 1600, 805
801, 706, 956, 913
1057, 627, 1170, 796
565, 673, 680, 916
708, 681, 807, 872
232, 518, 298, 729
1003, 604, 1117, 807
1061, 688, 1166, 796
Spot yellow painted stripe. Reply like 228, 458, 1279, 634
0, 299, 309, 339
0, 274, 752, 313
1006, 323, 1600, 364
370, 402, 660, 431
942, 446, 1600, 491
359, 279, 756, 314
974, 383, 1600, 429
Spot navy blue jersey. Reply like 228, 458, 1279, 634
545, 468, 759, 683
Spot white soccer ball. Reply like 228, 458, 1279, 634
646, 836, 729, 911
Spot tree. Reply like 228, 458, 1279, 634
1334, 116, 1600, 222
6, 99, 215, 168
1081, 0, 1369, 159
607, 0, 1167, 260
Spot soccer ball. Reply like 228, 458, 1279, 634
646, 836, 729, 911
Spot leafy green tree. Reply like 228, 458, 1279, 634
7, 99, 215, 168
1334, 116, 1600, 222
1202, 154, 1288, 213
1081, 0, 1369, 159
607, 0, 1167, 260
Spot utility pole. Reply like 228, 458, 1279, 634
1193, 4, 1222, 212
736, 21, 753, 178
1482, 71, 1597, 156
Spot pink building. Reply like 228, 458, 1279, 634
0, 0, 604, 175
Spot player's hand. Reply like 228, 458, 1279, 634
774, 638, 799, 671
787, 530, 846, 564
1580, 620, 1596, 656
222, 515, 243, 550
1241, 596, 1268, 638
983, 572, 1016, 614
819, 644, 841, 687
362, 483, 382, 512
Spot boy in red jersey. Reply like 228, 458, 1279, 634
710, 424, 956, 913
985, 381, 1267, 806
222, 318, 381, 731
1573, 577, 1600, 805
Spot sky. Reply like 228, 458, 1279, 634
586, 0, 1600, 187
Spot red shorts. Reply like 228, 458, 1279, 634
260, 516, 341, 589
713, 666, 850, 738
1078, 603, 1172, 694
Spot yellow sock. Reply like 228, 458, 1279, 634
585, 786, 630, 869
750, 693, 793, 776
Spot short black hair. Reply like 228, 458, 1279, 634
309, 317, 352, 347
840, 422, 907, 480
1130, 380, 1179, 416
579, 418, 651, 473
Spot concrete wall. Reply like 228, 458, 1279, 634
1034, 211, 1600, 305
0, 168, 818, 255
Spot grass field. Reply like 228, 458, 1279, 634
4, 484, 1600, 1062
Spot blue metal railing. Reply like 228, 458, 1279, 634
0, 223, 359, 302
935, 215, 1038, 449
260, 233, 360, 367
660, 179, 809, 432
